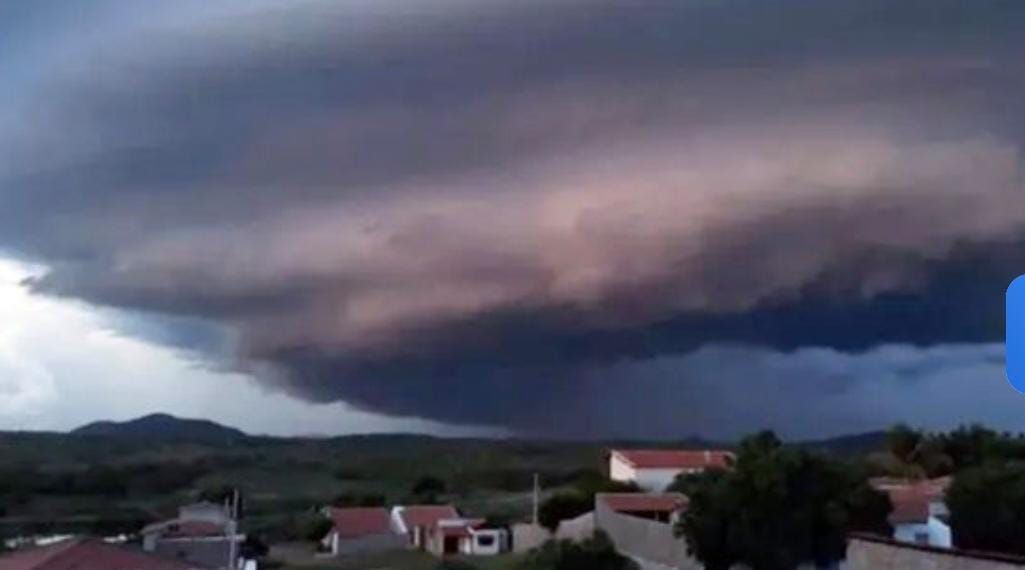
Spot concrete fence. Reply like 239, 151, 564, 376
846, 534, 1025, 570
511, 511, 595, 553
594, 497, 702, 570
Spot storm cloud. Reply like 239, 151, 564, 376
2, 0, 1025, 435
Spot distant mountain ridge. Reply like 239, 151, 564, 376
64, 413, 885, 453
71, 413, 247, 442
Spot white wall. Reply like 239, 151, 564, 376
610, 455, 636, 485
609, 454, 699, 491
893, 517, 951, 548
633, 468, 694, 492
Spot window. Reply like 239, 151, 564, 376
476, 534, 495, 547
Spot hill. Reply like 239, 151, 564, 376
71, 413, 248, 442
797, 430, 888, 455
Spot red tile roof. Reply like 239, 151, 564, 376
870, 479, 948, 525
600, 493, 688, 514
888, 491, 932, 525
436, 519, 485, 538
397, 505, 459, 530
327, 507, 394, 538
613, 449, 733, 470
0, 539, 202, 570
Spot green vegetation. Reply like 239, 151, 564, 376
515, 532, 637, 570
672, 431, 890, 570
537, 470, 639, 531
538, 493, 591, 532
10, 422, 1025, 564
947, 457, 1025, 555
870, 423, 1025, 479
0, 431, 646, 543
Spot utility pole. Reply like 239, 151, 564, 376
227, 488, 240, 570
532, 473, 540, 526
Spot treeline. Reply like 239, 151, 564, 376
666, 425, 1025, 569
873, 423, 1025, 478
0, 461, 209, 503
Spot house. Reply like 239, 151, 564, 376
319, 507, 405, 555
609, 449, 734, 491
424, 519, 508, 557
140, 502, 243, 569
597, 493, 688, 524
870, 477, 952, 548
391, 505, 459, 549
0, 537, 206, 570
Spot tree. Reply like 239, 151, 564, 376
538, 492, 592, 532
198, 484, 245, 517
240, 534, 269, 558
674, 431, 891, 570
411, 475, 447, 503
331, 492, 386, 507
886, 424, 922, 465
294, 513, 333, 542
413, 475, 447, 495
873, 424, 953, 479
570, 469, 640, 496
946, 462, 1025, 555
516, 531, 638, 570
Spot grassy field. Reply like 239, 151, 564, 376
0, 432, 624, 540
0, 429, 876, 544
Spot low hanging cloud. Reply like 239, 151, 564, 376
2, 0, 1025, 434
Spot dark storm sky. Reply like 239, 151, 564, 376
2, 0, 1024, 438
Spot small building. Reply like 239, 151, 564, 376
0, 537, 206, 570
320, 507, 405, 555
871, 477, 952, 548
391, 505, 459, 549
425, 519, 508, 557
609, 449, 733, 491
140, 502, 243, 569
597, 493, 688, 524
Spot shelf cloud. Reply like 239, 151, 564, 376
2, 0, 1024, 434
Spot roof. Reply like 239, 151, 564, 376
869, 477, 949, 497
0, 539, 202, 570
327, 507, 394, 538
396, 505, 460, 530
435, 518, 486, 538
888, 493, 931, 525
870, 479, 947, 525
612, 449, 734, 470
599, 493, 688, 514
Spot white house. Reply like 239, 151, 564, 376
427, 518, 509, 557
871, 477, 952, 548
392, 505, 460, 549
609, 449, 734, 491
391, 505, 508, 557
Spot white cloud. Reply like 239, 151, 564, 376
0, 257, 495, 436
